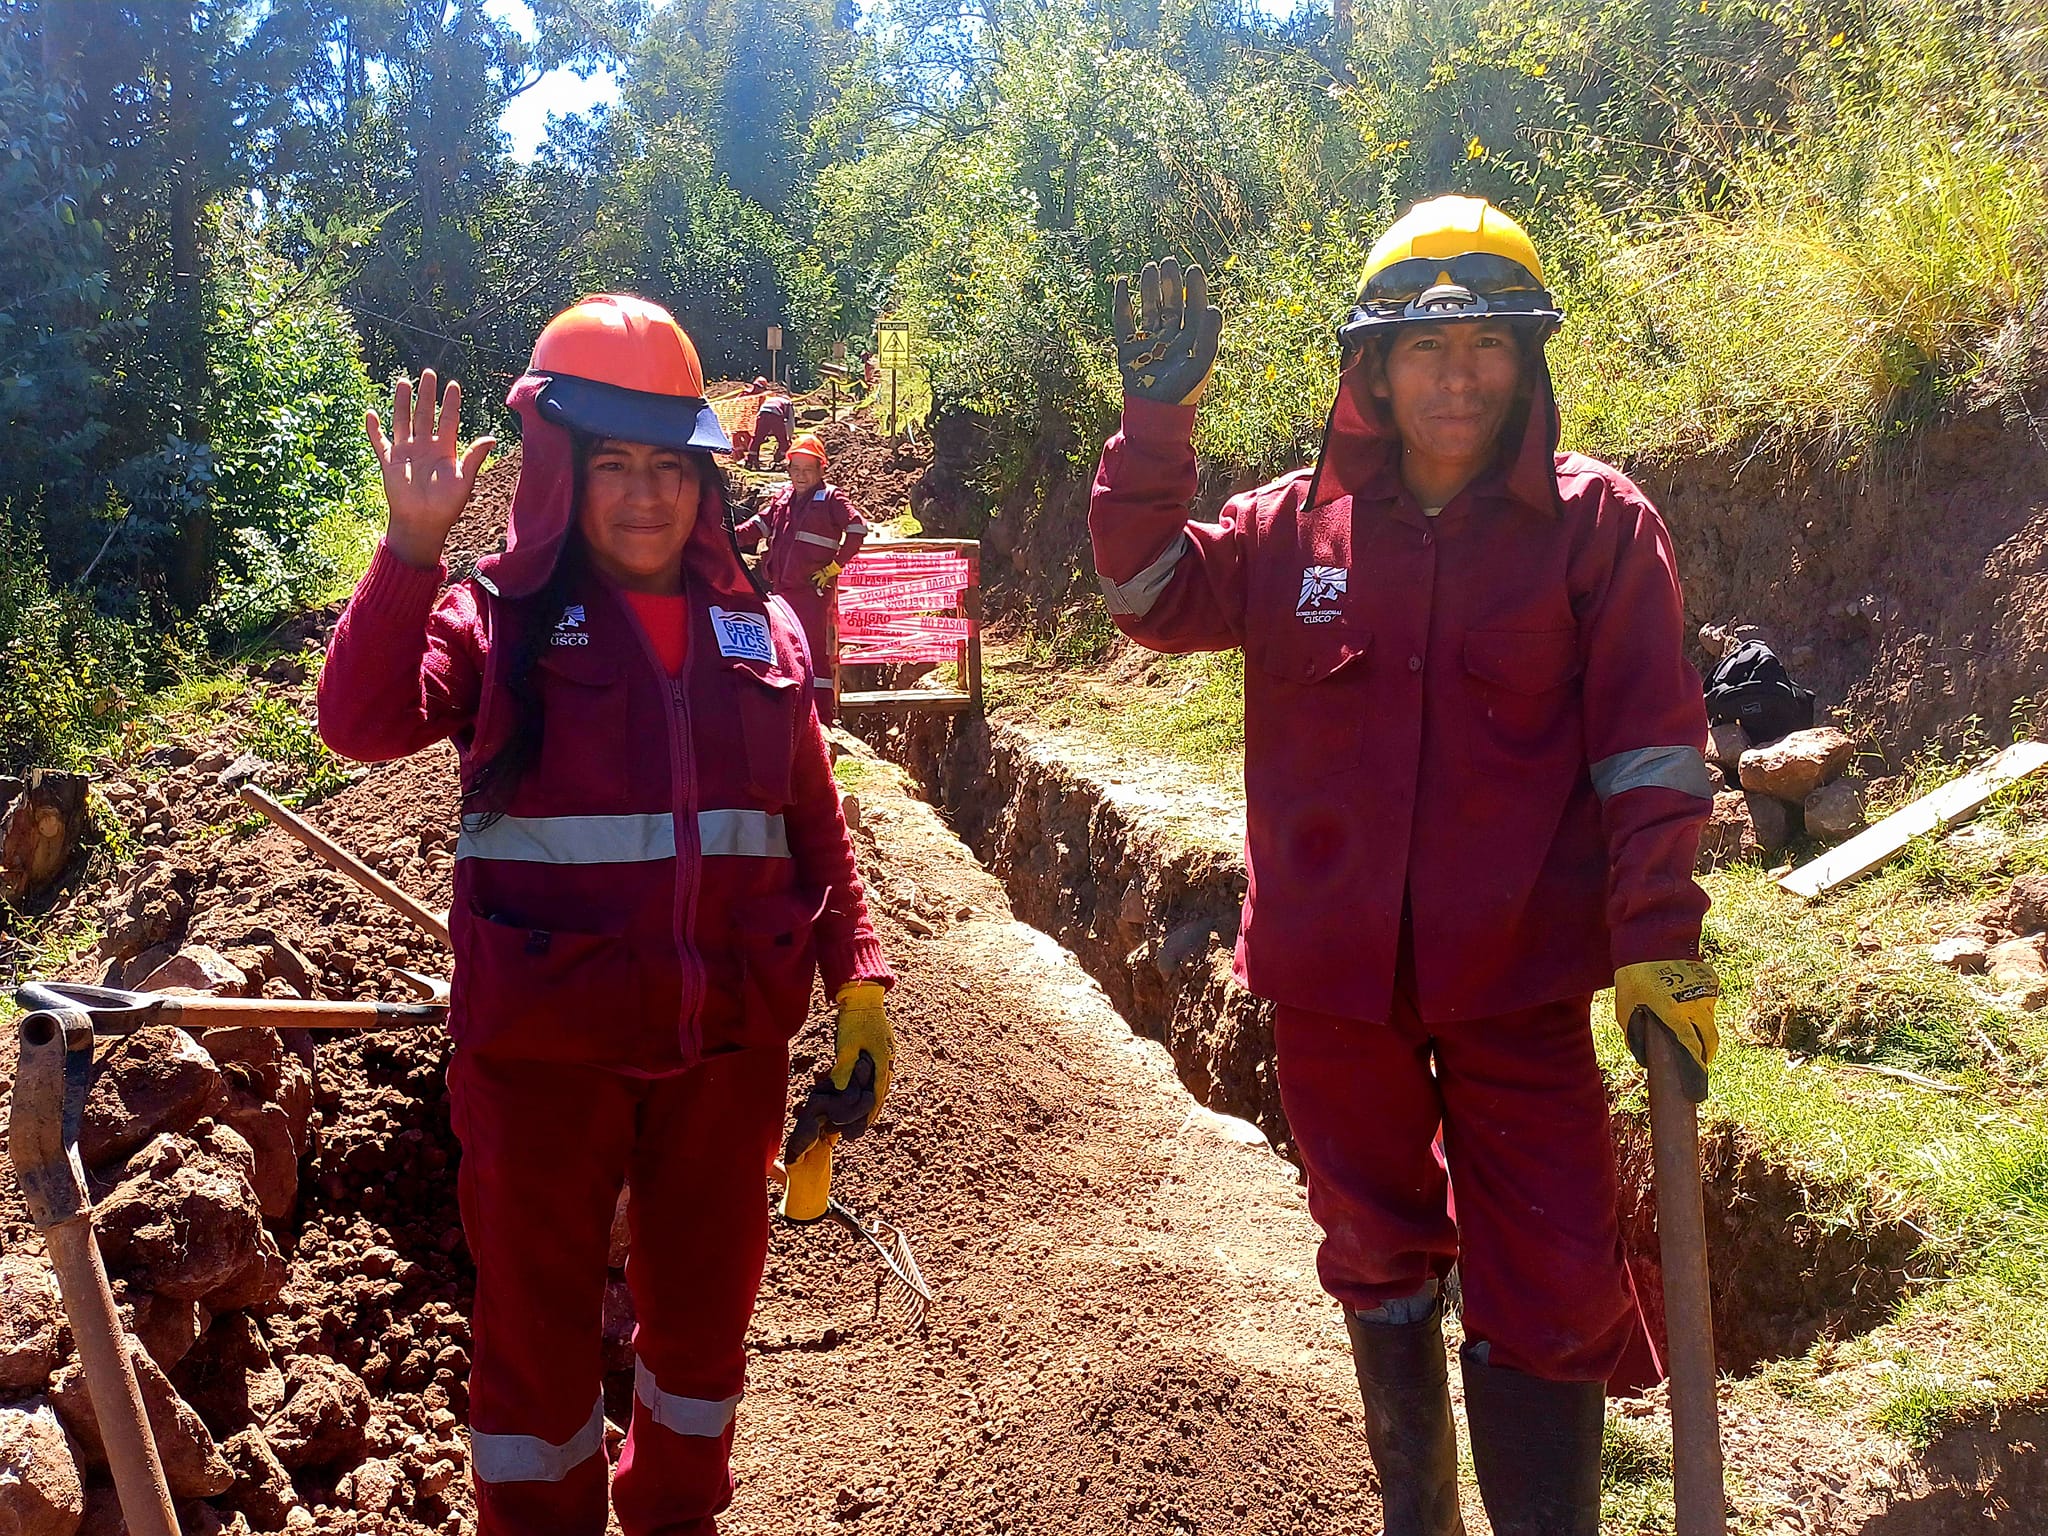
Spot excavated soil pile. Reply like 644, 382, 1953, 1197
803, 413, 931, 527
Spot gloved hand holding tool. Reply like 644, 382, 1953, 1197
1113, 258, 1224, 405
776, 983, 929, 1323
811, 559, 843, 595
1620, 956, 1728, 1536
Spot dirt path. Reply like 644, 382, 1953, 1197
733, 743, 1379, 1534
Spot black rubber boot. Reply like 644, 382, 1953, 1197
1344, 1291, 1466, 1536
1459, 1345, 1604, 1536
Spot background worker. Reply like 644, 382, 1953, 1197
734, 432, 868, 724
318, 295, 894, 1536
1089, 198, 1719, 1535
742, 375, 793, 468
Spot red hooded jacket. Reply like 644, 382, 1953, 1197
734, 483, 868, 592
1089, 361, 1712, 1027
318, 376, 890, 1074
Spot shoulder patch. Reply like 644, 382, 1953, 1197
709, 605, 775, 663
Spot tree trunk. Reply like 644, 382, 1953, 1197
1, 770, 93, 906
163, 34, 215, 615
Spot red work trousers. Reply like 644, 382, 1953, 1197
1273, 986, 1637, 1383
744, 415, 790, 468
774, 582, 839, 725
450, 1044, 786, 1536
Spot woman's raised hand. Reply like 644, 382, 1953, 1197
368, 369, 498, 569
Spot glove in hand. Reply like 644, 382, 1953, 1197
1113, 258, 1224, 406
1618, 959, 1720, 1103
812, 559, 843, 594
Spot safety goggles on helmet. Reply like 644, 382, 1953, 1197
1337, 251, 1562, 348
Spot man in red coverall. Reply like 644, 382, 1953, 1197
1091, 197, 1721, 1535
734, 433, 868, 723
742, 376, 793, 468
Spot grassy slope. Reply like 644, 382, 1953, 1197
985, 638, 2048, 1457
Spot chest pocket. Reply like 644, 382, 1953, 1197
724, 655, 804, 805
533, 642, 628, 807
1245, 621, 1372, 778
1462, 628, 1581, 749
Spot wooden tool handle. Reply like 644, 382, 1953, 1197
1647, 1018, 1728, 1536
158, 995, 444, 1032
239, 785, 450, 945
46, 1219, 181, 1536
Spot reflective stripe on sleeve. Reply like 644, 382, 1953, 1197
457, 810, 789, 862
634, 1359, 742, 1437
471, 1397, 604, 1484
795, 530, 840, 549
1590, 745, 1717, 802
1098, 532, 1191, 619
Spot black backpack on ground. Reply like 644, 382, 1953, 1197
1704, 640, 1815, 747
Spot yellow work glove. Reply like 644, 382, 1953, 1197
780, 1129, 837, 1224
811, 559, 843, 594
1617, 959, 1720, 1104
829, 981, 892, 1122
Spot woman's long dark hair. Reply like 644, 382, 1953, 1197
462, 444, 757, 821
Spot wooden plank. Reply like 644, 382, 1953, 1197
838, 690, 975, 714
1779, 741, 2048, 899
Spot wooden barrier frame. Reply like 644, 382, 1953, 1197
833, 538, 982, 715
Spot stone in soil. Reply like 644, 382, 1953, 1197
263, 1353, 373, 1471
1803, 778, 1867, 840
176, 1313, 288, 1436
93, 1129, 274, 1302
219, 1426, 301, 1529
1707, 720, 1751, 771
1985, 935, 2048, 1008
1980, 872, 2048, 938
80, 1025, 226, 1170
0, 1253, 63, 1391
1739, 727, 1857, 801
0, 1397, 85, 1536
50, 1333, 234, 1498
1928, 932, 1991, 974
1698, 790, 1758, 870
136, 944, 252, 998
1745, 790, 1802, 854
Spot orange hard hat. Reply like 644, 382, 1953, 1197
787, 433, 828, 467
527, 294, 729, 452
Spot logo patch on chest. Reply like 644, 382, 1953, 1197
551, 603, 589, 645
1296, 566, 1347, 624
710, 606, 775, 663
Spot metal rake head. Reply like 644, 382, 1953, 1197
828, 1198, 933, 1327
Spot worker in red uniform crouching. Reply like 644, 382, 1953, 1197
742, 376, 793, 468
1090, 198, 1720, 1535
733, 433, 868, 724
317, 294, 894, 1536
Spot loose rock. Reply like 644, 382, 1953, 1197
136, 945, 251, 998
1744, 792, 1802, 855
1928, 934, 1990, 974
0, 1397, 85, 1536
1803, 779, 1868, 841
50, 1333, 234, 1498
264, 1354, 372, 1471
80, 1026, 225, 1169
1980, 873, 2048, 938
220, 1427, 300, 1530
93, 1131, 269, 1301
1738, 727, 1857, 802
176, 1314, 287, 1436
1706, 721, 1751, 772
1696, 791, 1758, 870
0, 1254, 63, 1391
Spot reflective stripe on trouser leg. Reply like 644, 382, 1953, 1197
634, 1359, 742, 1437
471, 1397, 605, 1483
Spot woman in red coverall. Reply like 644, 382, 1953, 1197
733, 433, 868, 724
318, 294, 895, 1536
1091, 199, 1722, 1535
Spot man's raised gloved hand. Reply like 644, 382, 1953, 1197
1113, 258, 1224, 406
1617, 959, 1720, 1103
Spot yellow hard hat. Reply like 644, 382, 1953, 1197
1339, 195, 1562, 346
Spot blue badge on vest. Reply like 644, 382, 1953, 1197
710, 605, 774, 663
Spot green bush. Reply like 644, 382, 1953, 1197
0, 525, 154, 772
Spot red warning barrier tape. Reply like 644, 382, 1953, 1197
837, 547, 974, 665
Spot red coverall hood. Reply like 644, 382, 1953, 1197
483, 372, 757, 601
1309, 343, 1564, 517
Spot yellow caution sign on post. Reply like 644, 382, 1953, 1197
876, 320, 914, 372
